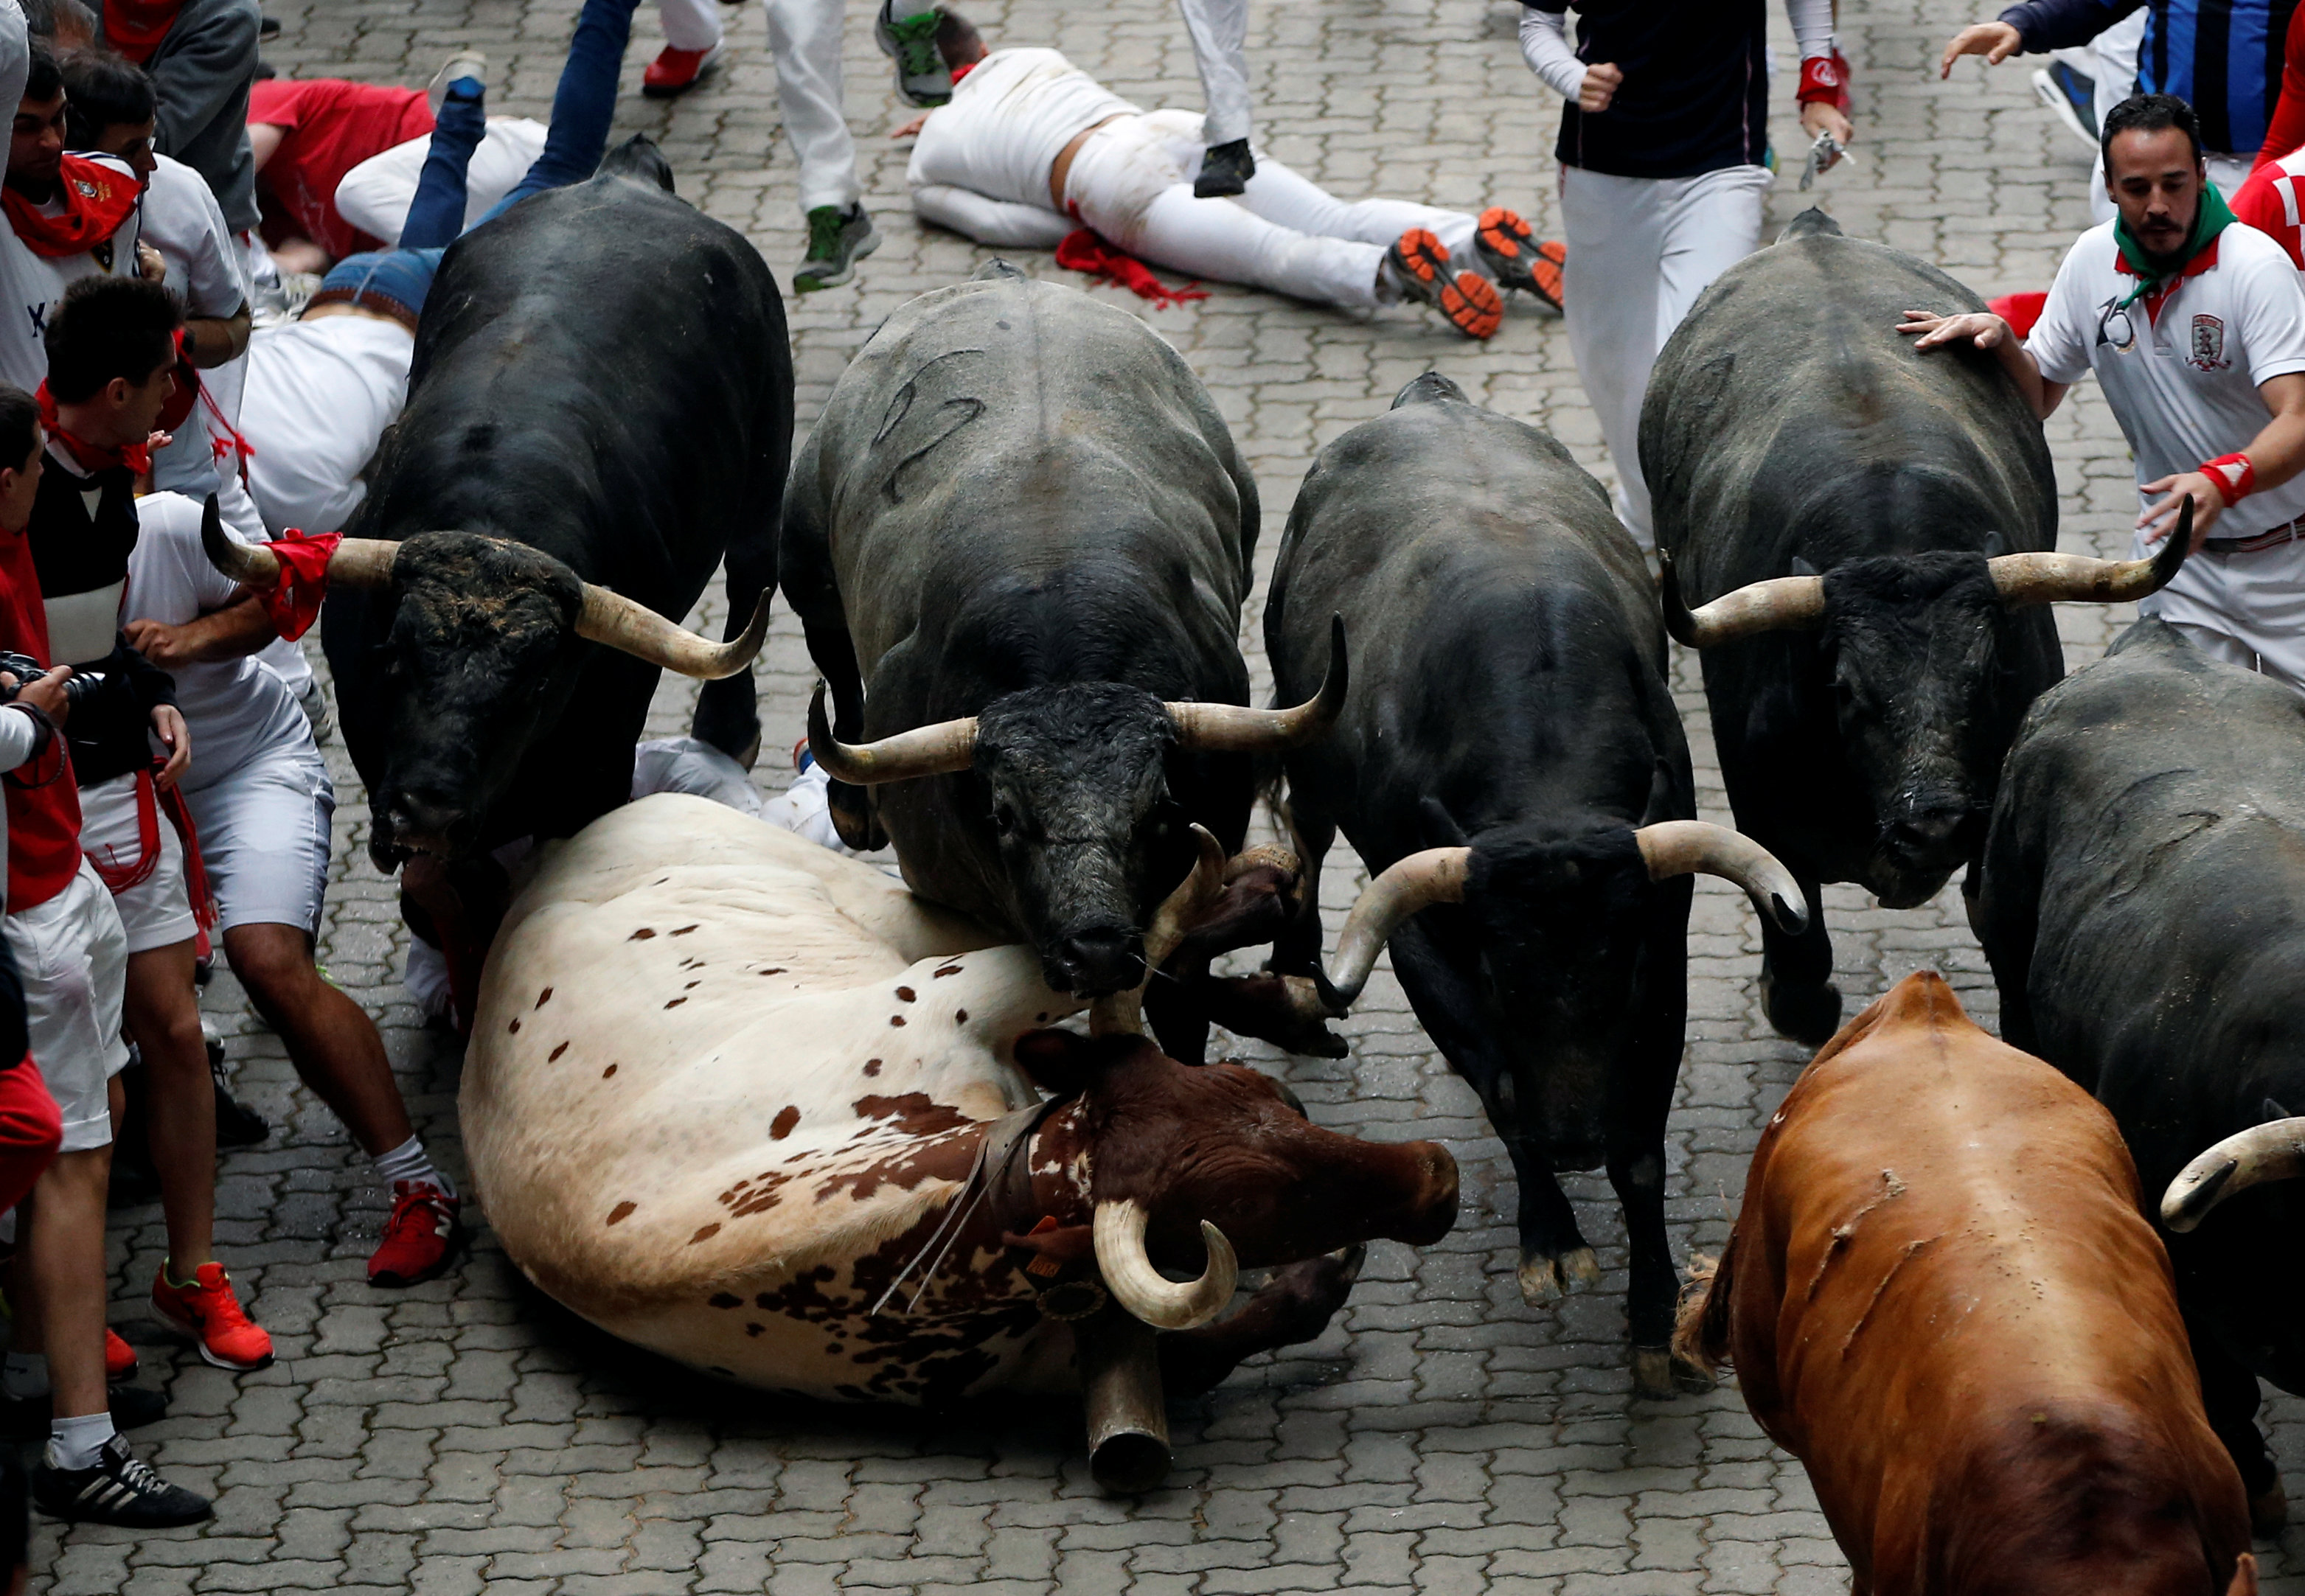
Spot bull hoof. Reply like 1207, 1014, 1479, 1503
1517, 1246, 1600, 1306
2251, 1479, 2288, 1537
1631, 1346, 1676, 1400
1762, 972, 1843, 1046
1671, 1351, 1718, 1396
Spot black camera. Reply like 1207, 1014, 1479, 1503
0, 651, 101, 705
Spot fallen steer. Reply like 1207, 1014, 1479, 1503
1641, 209, 2181, 1043
1974, 617, 2305, 1531
209, 140, 791, 1022
1678, 972, 2254, 1596
462, 795, 1458, 1488
784, 266, 1339, 1049
1265, 374, 1804, 1395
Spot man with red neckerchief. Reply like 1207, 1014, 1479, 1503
1905, 93, 2305, 703
0, 45, 142, 397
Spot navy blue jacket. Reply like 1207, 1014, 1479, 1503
1998, 0, 2299, 156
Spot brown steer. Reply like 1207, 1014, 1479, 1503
1678, 972, 2253, 1596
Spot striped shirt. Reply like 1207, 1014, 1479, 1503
2001, 0, 2301, 156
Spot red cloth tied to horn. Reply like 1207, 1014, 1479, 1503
252, 530, 342, 641
1055, 229, 1208, 310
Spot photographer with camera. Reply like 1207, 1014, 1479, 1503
0, 372, 206, 1527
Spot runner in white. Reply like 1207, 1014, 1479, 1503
1904, 94, 2305, 691
905, 19, 1551, 338
237, 297, 413, 540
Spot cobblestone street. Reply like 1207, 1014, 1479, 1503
37, 0, 2305, 1589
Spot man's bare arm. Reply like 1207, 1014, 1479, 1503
2140, 371, 2305, 546
121, 593, 278, 669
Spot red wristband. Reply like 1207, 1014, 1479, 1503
1797, 54, 1846, 107
2203, 453, 2257, 506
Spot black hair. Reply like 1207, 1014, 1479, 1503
61, 53, 156, 148
934, 7, 983, 72
43, 276, 181, 404
2101, 92, 2205, 173
21, 41, 60, 105
0, 387, 38, 475
18, 0, 97, 45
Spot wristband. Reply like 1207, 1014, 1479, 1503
2203, 453, 2257, 506
1797, 54, 1846, 107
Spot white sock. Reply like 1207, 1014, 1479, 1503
46, 1410, 113, 1471
3, 1351, 48, 1401
372, 1136, 455, 1199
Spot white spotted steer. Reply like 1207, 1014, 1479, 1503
462, 795, 1457, 1482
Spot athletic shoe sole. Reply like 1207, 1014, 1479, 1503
2031, 66, 2097, 151
875, 10, 953, 107
1388, 229, 1503, 339
152, 1300, 275, 1373
794, 224, 881, 293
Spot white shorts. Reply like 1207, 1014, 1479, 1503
184, 744, 334, 937
3, 863, 128, 1153
77, 772, 196, 955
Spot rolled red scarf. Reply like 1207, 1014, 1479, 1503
0, 155, 142, 259
1055, 229, 1209, 310
253, 530, 343, 641
35, 383, 154, 477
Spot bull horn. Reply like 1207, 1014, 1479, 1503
2160, 1116, 2305, 1233
1092, 1198, 1238, 1331
806, 682, 976, 784
1090, 824, 1226, 1039
1315, 847, 1471, 1012
575, 585, 771, 681
1167, 614, 1347, 753
1660, 554, 1826, 648
198, 494, 399, 590
1633, 820, 1809, 935
1989, 501, 2191, 607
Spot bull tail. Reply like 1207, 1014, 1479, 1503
1669, 1241, 1734, 1378
2229, 1553, 2259, 1596
1776, 207, 1843, 244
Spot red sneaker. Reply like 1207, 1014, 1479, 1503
368, 1182, 462, 1288
152, 1264, 274, 1372
642, 41, 723, 98
103, 1328, 136, 1382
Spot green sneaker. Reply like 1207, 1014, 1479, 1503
793, 204, 880, 293
876, 1, 952, 107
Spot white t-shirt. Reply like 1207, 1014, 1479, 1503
239, 312, 414, 537
333, 117, 547, 246
0, 154, 142, 394
123, 491, 310, 788
2028, 219, 2305, 538
139, 154, 251, 499
908, 49, 1138, 214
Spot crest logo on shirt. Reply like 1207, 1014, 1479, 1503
2189, 313, 2230, 371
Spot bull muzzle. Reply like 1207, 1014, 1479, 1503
199, 495, 772, 680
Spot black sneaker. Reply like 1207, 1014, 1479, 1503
1, 1383, 167, 1440
1193, 138, 1256, 198
875, 0, 952, 107
793, 204, 880, 293
211, 1034, 268, 1149
34, 1434, 209, 1527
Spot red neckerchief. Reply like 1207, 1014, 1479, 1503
0, 156, 141, 259
2115, 237, 2222, 327
950, 60, 976, 83
251, 530, 343, 641
1054, 228, 1207, 310
35, 383, 153, 476
102, 0, 182, 63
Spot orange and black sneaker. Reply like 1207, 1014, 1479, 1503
1475, 208, 1564, 312
152, 1263, 275, 1372
1384, 228, 1503, 341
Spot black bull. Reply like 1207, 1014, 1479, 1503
1973, 618, 2305, 1531
1264, 374, 1804, 1398
320, 145, 791, 871
783, 266, 1339, 1016
1641, 209, 2175, 1045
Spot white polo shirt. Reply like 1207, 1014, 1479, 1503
2028, 218, 2305, 540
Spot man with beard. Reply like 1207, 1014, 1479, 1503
1902, 93, 2305, 692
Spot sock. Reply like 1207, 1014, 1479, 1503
163, 1258, 201, 1290
3, 1351, 47, 1401
372, 1136, 456, 1200
46, 1410, 113, 1472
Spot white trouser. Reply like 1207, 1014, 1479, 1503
1067, 112, 1475, 310
658, 0, 723, 51
1177, 0, 1251, 148
648, 0, 852, 214
1560, 161, 1773, 543
2139, 532, 2305, 697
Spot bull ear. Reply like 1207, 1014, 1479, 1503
1418, 795, 1469, 849
1011, 1028, 1097, 1095
1790, 555, 1819, 578
1638, 757, 1678, 827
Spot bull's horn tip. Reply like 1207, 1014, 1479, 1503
1770, 892, 1809, 935
2163, 1156, 2237, 1232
